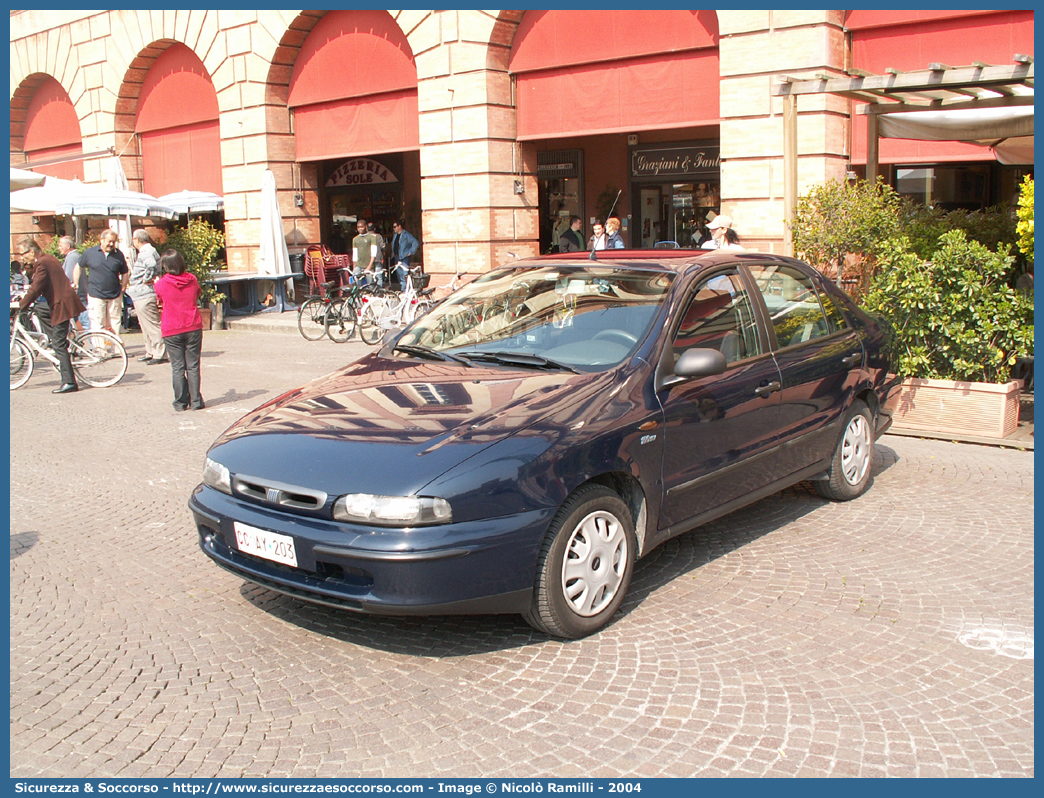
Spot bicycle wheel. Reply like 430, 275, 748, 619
325, 298, 357, 343
10, 339, 34, 390
71, 331, 128, 388
358, 301, 385, 345
297, 298, 328, 341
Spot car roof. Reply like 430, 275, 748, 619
511, 249, 813, 277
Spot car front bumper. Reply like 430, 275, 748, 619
189, 484, 552, 616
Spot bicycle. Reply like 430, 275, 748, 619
358, 267, 435, 345
323, 271, 387, 343
11, 308, 128, 390
296, 280, 345, 341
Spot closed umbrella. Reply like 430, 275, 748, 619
257, 169, 294, 301
107, 156, 134, 263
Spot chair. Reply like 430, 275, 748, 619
304, 246, 344, 298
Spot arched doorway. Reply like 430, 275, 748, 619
288, 10, 422, 255
20, 75, 84, 180
135, 43, 223, 197
509, 10, 720, 250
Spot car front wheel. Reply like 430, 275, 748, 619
816, 399, 874, 501
524, 484, 636, 639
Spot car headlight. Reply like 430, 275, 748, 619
333, 494, 452, 526
202, 457, 232, 494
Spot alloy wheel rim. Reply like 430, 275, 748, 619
561, 510, 627, 617
841, 415, 871, 485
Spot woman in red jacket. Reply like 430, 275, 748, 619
154, 249, 205, 411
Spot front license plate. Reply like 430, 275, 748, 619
233, 522, 298, 568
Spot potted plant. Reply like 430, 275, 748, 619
863, 229, 1033, 438
164, 219, 227, 329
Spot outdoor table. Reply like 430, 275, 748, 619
207, 271, 297, 316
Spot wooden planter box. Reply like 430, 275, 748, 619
889, 376, 1021, 438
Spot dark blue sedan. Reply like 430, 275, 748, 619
191, 250, 898, 638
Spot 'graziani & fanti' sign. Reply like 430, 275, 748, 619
630, 144, 720, 181
326, 159, 399, 187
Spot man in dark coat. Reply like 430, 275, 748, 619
17, 238, 86, 393
558, 216, 585, 252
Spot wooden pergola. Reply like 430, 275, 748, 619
775, 57, 1034, 256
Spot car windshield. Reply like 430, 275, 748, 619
397, 264, 675, 372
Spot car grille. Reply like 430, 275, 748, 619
232, 473, 328, 512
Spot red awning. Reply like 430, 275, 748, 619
847, 9, 1034, 164
288, 10, 417, 108
516, 50, 719, 140
293, 90, 420, 161
140, 120, 223, 196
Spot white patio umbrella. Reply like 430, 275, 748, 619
107, 156, 134, 263
10, 167, 46, 191
158, 190, 224, 216
54, 186, 176, 219
9, 176, 84, 213
257, 169, 294, 301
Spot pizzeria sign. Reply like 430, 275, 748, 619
326, 158, 399, 187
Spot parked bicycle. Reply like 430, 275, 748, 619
357, 266, 436, 345
10, 308, 128, 390
324, 271, 389, 343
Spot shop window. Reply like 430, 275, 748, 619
896, 164, 991, 211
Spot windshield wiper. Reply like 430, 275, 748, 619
393, 344, 475, 367
456, 351, 579, 374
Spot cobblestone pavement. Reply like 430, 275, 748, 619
10, 329, 1034, 778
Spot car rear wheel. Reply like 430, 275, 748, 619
815, 399, 874, 501
524, 484, 635, 639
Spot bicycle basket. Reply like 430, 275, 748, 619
410, 272, 431, 292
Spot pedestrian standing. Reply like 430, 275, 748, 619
15, 238, 85, 394
154, 249, 205, 411
82, 229, 129, 341
128, 229, 167, 365
558, 216, 585, 253
589, 222, 607, 251
58, 236, 89, 332
706, 215, 744, 250
605, 217, 626, 249
389, 219, 420, 289
352, 219, 380, 284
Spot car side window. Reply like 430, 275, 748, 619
748, 264, 832, 348
672, 271, 761, 365
819, 292, 851, 333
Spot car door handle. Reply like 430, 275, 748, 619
842, 352, 863, 366
754, 381, 781, 398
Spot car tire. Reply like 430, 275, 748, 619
524, 484, 636, 639
815, 399, 874, 502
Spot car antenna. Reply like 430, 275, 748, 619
590, 189, 622, 261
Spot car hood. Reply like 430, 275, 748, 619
208, 353, 613, 496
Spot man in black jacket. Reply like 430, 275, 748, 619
558, 216, 585, 252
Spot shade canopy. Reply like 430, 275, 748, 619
10, 167, 46, 191
10, 175, 84, 213
54, 186, 176, 219
158, 190, 225, 215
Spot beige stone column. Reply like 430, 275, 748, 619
413, 10, 537, 282
717, 10, 849, 254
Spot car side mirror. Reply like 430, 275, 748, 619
659, 347, 728, 389
675, 347, 727, 379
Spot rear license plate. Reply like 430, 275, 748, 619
233, 522, 298, 568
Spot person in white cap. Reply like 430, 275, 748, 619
704, 214, 744, 251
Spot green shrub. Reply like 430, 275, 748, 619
791, 177, 903, 294
898, 200, 1018, 261
164, 220, 226, 305
1016, 176, 1033, 263
863, 230, 1033, 383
